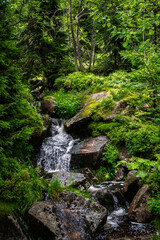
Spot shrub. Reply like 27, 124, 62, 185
0, 157, 46, 212
45, 89, 82, 119
54, 72, 105, 92
48, 178, 63, 200
126, 125, 160, 157
101, 143, 119, 180
93, 166, 109, 182
119, 155, 160, 216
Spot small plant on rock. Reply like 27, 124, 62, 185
48, 178, 63, 201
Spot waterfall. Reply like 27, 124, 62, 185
37, 119, 74, 172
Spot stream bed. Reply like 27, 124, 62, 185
36, 119, 158, 240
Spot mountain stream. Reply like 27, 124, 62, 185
36, 119, 157, 240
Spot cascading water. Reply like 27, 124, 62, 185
37, 119, 74, 172
36, 120, 157, 240
89, 182, 156, 240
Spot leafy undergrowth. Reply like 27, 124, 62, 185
52, 69, 160, 218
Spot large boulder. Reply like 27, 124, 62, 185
28, 201, 62, 240
0, 215, 26, 240
60, 191, 108, 233
128, 184, 153, 223
65, 92, 111, 136
71, 136, 109, 169
123, 170, 141, 203
28, 191, 108, 240
41, 96, 57, 116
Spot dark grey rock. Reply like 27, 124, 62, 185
60, 191, 108, 234
29, 114, 52, 151
41, 96, 57, 116
0, 215, 26, 240
28, 191, 108, 240
71, 136, 110, 169
128, 184, 153, 223
28, 201, 62, 240
123, 170, 141, 203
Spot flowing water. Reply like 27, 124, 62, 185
36, 119, 157, 240
37, 119, 75, 172
89, 183, 156, 240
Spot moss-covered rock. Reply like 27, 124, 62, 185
41, 96, 57, 116
65, 92, 111, 137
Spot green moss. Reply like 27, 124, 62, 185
80, 99, 98, 117
0, 201, 16, 216
43, 96, 56, 101
66, 185, 93, 200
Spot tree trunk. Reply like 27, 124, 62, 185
69, 0, 78, 71
76, 17, 84, 72
89, 19, 96, 70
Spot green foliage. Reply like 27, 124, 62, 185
101, 143, 119, 179
119, 155, 160, 216
126, 125, 160, 157
148, 193, 160, 216
0, 201, 16, 216
0, 2, 44, 214
54, 72, 105, 92
92, 96, 116, 120
45, 89, 82, 119
93, 166, 109, 182
0, 158, 46, 212
48, 178, 64, 200
11, 0, 68, 84
151, 216, 160, 232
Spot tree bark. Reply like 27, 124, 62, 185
89, 19, 96, 70
75, 17, 84, 72
69, 0, 79, 71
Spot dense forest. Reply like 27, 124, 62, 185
0, 0, 160, 238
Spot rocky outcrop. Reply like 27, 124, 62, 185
28, 201, 62, 240
41, 96, 57, 116
104, 100, 128, 122
128, 184, 153, 223
28, 191, 108, 240
52, 169, 98, 190
71, 136, 109, 169
115, 167, 126, 181
123, 170, 140, 203
60, 191, 108, 233
0, 215, 26, 240
119, 147, 131, 163
65, 92, 111, 136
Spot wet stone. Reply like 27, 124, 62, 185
51, 171, 90, 190
71, 136, 109, 169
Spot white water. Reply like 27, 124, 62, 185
37, 119, 74, 172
